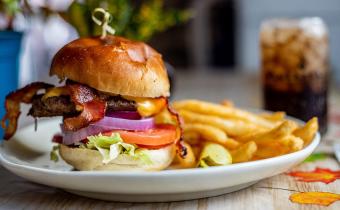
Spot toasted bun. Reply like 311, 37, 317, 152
50, 35, 170, 97
59, 144, 176, 171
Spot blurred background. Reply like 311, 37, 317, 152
1, 0, 340, 137
1, 0, 340, 85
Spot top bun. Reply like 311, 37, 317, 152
50, 35, 170, 97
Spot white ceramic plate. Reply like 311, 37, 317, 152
0, 117, 320, 202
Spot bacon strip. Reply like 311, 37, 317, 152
1, 82, 54, 140
62, 84, 106, 131
165, 100, 187, 158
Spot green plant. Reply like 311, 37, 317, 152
0, 0, 20, 30
61, 0, 191, 41
0, 0, 51, 30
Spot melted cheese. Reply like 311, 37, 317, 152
123, 96, 167, 117
42, 88, 166, 117
42, 87, 69, 101
154, 108, 178, 125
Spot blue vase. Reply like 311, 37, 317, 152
0, 31, 23, 138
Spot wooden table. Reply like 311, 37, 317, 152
1, 72, 339, 210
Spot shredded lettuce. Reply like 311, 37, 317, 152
87, 133, 122, 149
134, 149, 153, 165
86, 133, 151, 164
48, 133, 151, 164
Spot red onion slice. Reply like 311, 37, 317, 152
62, 124, 111, 145
105, 111, 141, 119
61, 116, 155, 145
93, 116, 155, 131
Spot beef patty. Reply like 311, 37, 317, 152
28, 94, 136, 118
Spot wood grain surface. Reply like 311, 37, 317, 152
0, 72, 339, 210
0, 157, 339, 210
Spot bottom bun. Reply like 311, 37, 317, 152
59, 144, 176, 171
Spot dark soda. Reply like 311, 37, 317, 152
261, 18, 329, 134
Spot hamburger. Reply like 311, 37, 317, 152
2, 35, 185, 171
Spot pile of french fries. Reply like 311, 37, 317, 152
170, 99, 318, 169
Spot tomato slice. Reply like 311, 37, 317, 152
103, 124, 178, 147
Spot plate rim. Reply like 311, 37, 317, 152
0, 132, 320, 177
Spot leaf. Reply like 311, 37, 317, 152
303, 153, 327, 163
61, 0, 191, 41
67, 2, 91, 37
287, 167, 340, 184
290, 192, 340, 206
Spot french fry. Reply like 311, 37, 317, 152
183, 123, 239, 149
179, 110, 264, 137
223, 137, 240, 150
259, 112, 300, 135
183, 123, 226, 146
260, 111, 286, 121
171, 99, 316, 167
173, 100, 274, 128
220, 99, 234, 107
170, 142, 196, 169
231, 141, 257, 163
182, 131, 200, 145
238, 120, 296, 145
287, 120, 299, 131
255, 135, 304, 159
191, 145, 202, 158
183, 123, 227, 144
255, 143, 286, 159
279, 135, 304, 152
293, 117, 318, 145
